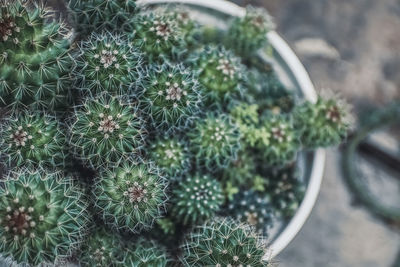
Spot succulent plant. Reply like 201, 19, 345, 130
188, 113, 241, 171
227, 190, 274, 235
0, 0, 73, 112
189, 45, 245, 105
69, 93, 145, 168
148, 135, 190, 179
0, 168, 90, 266
171, 174, 224, 225
121, 238, 169, 267
68, 0, 136, 36
294, 92, 353, 148
0, 111, 67, 169
93, 161, 167, 233
261, 115, 300, 166
131, 12, 186, 62
141, 63, 202, 131
182, 218, 269, 267
226, 7, 274, 56
79, 228, 122, 267
73, 32, 142, 97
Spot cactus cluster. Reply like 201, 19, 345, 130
0, 1, 352, 266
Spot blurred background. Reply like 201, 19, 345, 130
230, 0, 400, 266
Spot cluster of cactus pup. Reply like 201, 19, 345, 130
0, 0, 351, 266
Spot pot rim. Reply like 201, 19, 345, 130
138, 0, 326, 259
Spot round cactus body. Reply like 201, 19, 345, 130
188, 113, 241, 170
222, 149, 257, 190
294, 94, 352, 148
93, 161, 167, 233
171, 174, 224, 225
131, 12, 186, 62
148, 135, 190, 179
120, 238, 168, 267
69, 93, 145, 168
0, 1, 73, 112
0, 112, 67, 169
190, 45, 245, 104
227, 7, 274, 56
0, 168, 90, 266
68, 0, 136, 36
227, 190, 274, 235
73, 32, 142, 97
141, 63, 202, 130
182, 218, 268, 267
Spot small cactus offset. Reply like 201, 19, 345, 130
0, 0, 73, 112
69, 93, 145, 168
171, 174, 224, 225
141, 63, 202, 130
73, 32, 142, 97
148, 135, 191, 178
68, 0, 136, 36
93, 161, 167, 233
0, 168, 90, 266
0, 111, 67, 168
226, 7, 274, 56
294, 92, 353, 148
121, 238, 169, 267
188, 113, 241, 170
182, 218, 269, 267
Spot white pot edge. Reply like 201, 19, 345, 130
138, 0, 326, 259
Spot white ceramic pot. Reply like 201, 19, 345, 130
137, 0, 326, 259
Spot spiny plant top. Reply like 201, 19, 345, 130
148, 135, 190, 178
227, 6, 274, 56
0, 168, 90, 266
0, 0, 73, 112
131, 11, 186, 62
122, 238, 168, 267
0, 111, 67, 169
190, 45, 245, 104
69, 93, 145, 168
68, 0, 136, 36
294, 92, 353, 148
171, 174, 224, 225
182, 218, 269, 267
73, 32, 142, 97
188, 113, 241, 171
94, 161, 167, 233
141, 63, 202, 130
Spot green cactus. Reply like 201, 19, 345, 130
227, 190, 274, 235
148, 135, 190, 178
226, 7, 274, 56
93, 161, 167, 233
189, 45, 245, 105
171, 174, 224, 225
120, 238, 168, 267
261, 115, 300, 166
0, 111, 67, 169
141, 63, 202, 130
0, 168, 90, 266
182, 218, 269, 267
69, 93, 145, 168
131, 12, 186, 62
294, 93, 353, 148
79, 228, 122, 267
68, 0, 136, 36
73, 32, 142, 97
0, 1, 73, 112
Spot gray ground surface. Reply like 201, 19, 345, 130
233, 0, 400, 266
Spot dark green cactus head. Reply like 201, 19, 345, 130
182, 218, 269, 267
93, 160, 168, 233
171, 174, 224, 225
69, 93, 145, 168
0, 168, 90, 266
73, 32, 142, 97
0, 111, 67, 169
121, 238, 168, 267
0, 0, 73, 112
